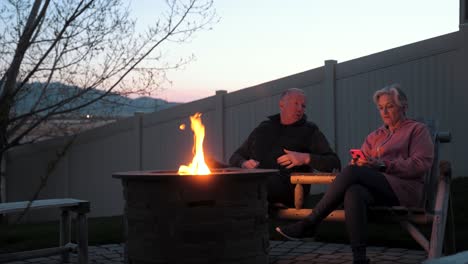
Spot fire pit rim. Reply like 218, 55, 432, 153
112, 168, 279, 180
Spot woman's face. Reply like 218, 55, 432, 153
377, 94, 405, 129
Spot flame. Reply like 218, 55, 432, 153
178, 113, 211, 175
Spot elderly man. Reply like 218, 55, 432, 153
229, 88, 341, 207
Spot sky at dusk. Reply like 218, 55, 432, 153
130, 0, 459, 103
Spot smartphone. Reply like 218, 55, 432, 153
350, 149, 367, 160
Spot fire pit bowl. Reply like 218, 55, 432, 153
113, 168, 277, 264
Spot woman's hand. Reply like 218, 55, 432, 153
351, 156, 386, 171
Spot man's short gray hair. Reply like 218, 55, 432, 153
280, 88, 305, 99
373, 84, 408, 110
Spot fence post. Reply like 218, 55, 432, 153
214, 90, 227, 162
134, 112, 144, 170
454, 5, 468, 177
323, 60, 338, 152
460, 0, 467, 27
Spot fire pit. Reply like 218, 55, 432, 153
113, 168, 277, 264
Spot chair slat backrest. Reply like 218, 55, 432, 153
421, 119, 439, 212
420, 119, 451, 213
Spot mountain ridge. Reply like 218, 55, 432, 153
12, 82, 179, 117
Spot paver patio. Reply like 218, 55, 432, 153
2, 241, 428, 264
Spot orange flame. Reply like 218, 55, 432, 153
178, 113, 211, 175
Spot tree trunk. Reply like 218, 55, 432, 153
0, 151, 5, 223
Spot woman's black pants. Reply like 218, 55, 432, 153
307, 165, 400, 249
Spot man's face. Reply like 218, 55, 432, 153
279, 92, 306, 125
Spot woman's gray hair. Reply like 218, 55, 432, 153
373, 83, 408, 111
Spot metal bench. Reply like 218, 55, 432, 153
0, 198, 90, 264
274, 126, 456, 260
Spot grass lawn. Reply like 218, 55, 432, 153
1, 177, 467, 254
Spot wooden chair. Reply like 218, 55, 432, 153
274, 124, 455, 260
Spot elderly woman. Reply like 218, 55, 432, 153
276, 84, 434, 264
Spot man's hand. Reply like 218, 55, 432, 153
277, 149, 311, 169
242, 159, 260, 169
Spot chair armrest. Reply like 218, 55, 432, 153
290, 172, 338, 209
290, 172, 338, 184
436, 131, 451, 143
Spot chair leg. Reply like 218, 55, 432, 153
400, 220, 429, 253
428, 161, 452, 259
60, 209, 71, 263
443, 196, 456, 255
77, 212, 89, 264
294, 184, 304, 209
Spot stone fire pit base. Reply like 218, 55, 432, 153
113, 169, 276, 264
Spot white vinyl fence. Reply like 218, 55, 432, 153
4, 27, 468, 221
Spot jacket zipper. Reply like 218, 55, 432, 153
376, 128, 393, 159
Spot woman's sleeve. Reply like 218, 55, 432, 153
383, 125, 434, 179
360, 132, 376, 159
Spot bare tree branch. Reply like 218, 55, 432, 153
0, 0, 218, 206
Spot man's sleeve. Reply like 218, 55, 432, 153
229, 129, 256, 168
308, 129, 341, 172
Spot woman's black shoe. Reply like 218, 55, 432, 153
275, 220, 315, 240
